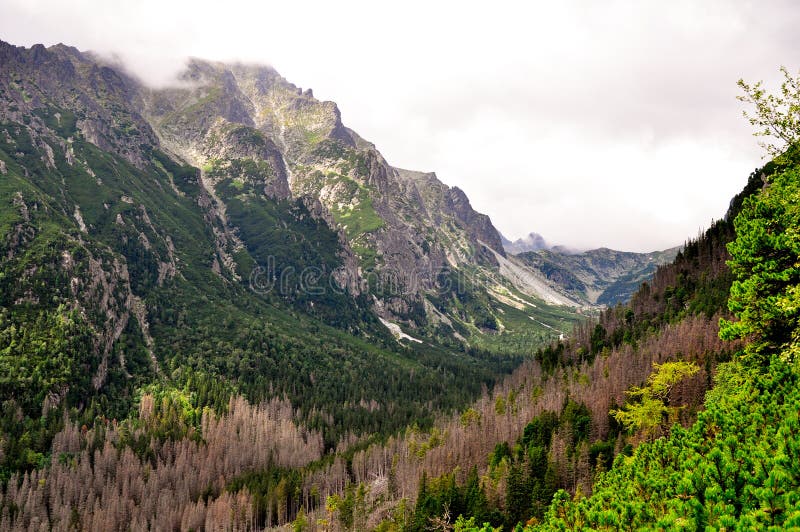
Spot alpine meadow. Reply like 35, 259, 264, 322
1, 14, 800, 532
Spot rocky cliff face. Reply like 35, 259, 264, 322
0, 42, 157, 168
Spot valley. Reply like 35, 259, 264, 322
1, 36, 799, 532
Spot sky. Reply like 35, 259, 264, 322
1, 0, 798, 252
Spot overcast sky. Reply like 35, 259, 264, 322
1, 0, 798, 251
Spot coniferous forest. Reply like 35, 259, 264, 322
2, 34, 800, 531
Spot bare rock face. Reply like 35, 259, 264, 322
445, 186, 506, 262
0, 41, 158, 168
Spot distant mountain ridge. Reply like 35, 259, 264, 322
513, 244, 681, 305
502, 231, 585, 256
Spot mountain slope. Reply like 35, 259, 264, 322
139, 59, 510, 319
137, 58, 591, 351
529, 149, 800, 532
136, 56, 590, 344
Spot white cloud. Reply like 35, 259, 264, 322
1, 0, 797, 250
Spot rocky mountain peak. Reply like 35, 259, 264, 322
0, 40, 159, 169
503, 232, 550, 254
445, 186, 506, 258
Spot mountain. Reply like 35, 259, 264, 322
137, 58, 588, 328
2, 41, 584, 324
0, 39, 590, 476
515, 245, 680, 305
139, 58, 511, 318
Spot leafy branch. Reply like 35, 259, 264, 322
738, 66, 800, 159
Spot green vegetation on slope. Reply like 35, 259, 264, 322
0, 112, 522, 478
536, 358, 800, 530
526, 133, 800, 530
